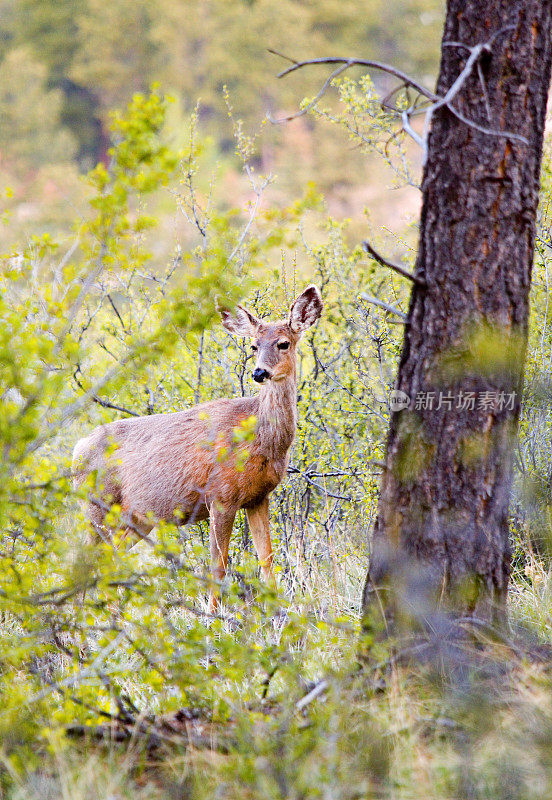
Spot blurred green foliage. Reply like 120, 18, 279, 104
0, 0, 440, 253
0, 0, 443, 165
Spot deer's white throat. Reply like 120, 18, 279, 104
255, 373, 297, 460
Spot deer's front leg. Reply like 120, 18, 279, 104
246, 496, 275, 585
208, 504, 236, 613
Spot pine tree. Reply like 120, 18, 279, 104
362, 0, 552, 628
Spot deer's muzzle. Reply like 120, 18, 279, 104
252, 367, 271, 383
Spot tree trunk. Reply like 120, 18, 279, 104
362, 0, 552, 627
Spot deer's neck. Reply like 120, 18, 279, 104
255, 373, 297, 462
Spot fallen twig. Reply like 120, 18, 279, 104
296, 679, 329, 711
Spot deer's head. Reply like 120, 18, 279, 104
220, 285, 323, 384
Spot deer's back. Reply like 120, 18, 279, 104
75, 396, 286, 522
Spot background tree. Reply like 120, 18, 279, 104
362, 0, 552, 629
0, 0, 443, 172
0, 47, 76, 171
10, 0, 100, 165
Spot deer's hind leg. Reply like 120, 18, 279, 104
208, 504, 236, 613
246, 496, 275, 585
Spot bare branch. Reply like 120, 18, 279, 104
87, 496, 157, 548
226, 166, 272, 262
271, 54, 437, 101
107, 293, 127, 332
362, 241, 426, 287
289, 470, 356, 501
73, 366, 139, 417
401, 108, 427, 157
424, 32, 529, 150
477, 60, 493, 122
267, 47, 299, 66
268, 62, 350, 124
296, 679, 329, 711
270, 32, 528, 159
447, 101, 528, 145
360, 293, 408, 322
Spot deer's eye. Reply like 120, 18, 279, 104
277, 341, 290, 350
251, 344, 258, 351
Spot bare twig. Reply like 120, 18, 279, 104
477, 60, 493, 122
362, 241, 426, 287
226, 166, 272, 262
288, 470, 357, 501
446, 102, 527, 145
268, 62, 351, 124
87, 496, 157, 548
400, 108, 425, 151
295, 679, 329, 711
195, 331, 205, 404
269, 52, 437, 101
27, 630, 127, 706
107, 293, 127, 332
269, 31, 529, 161
360, 293, 407, 322
73, 366, 139, 417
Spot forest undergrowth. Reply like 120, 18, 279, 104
3, 81, 552, 799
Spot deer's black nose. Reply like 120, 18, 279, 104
252, 367, 270, 383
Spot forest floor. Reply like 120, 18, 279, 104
7, 551, 552, 800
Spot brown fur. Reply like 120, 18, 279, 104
73, 286, 322, 610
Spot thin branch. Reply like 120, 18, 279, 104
26, 630, 127, 706
290, 470, 357, 501
362, 241, 426, 287
267, 48, 299, 67
260, 664, 280, 700
85, 497, 223, 594
424, 33, 528, 149
447, 101, 528, 145
73, 366, 139, 417
226, 166, 272, 262
270, 33, 529, 158
442, 23, 517, 52
477, 60, 492, 122
381, 81, 409, 112
360, 293, 408, 322
164, 597, 237, 625
401, 108, 426, 155
296, 679, 329, 711
268, 62, 350, 124
271, 53, 437, 101
434, 41, 491, 112
87, 496, 157, 548
107, 293, 127, 332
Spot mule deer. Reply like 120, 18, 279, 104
73, 285, 323, 610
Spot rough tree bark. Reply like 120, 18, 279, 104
362, 0, 552, 627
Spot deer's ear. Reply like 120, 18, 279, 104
219, 305, 260, 337
288, 285, 323, 333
